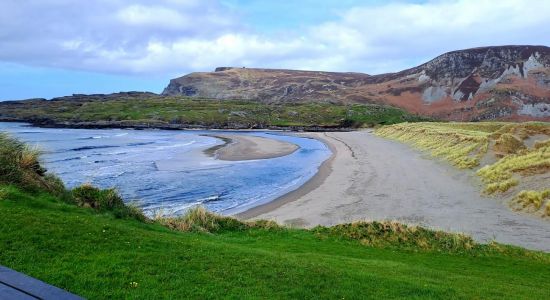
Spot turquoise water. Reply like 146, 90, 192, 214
0, 122, 331, 215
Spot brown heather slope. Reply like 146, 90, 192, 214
163, 45, 550, 121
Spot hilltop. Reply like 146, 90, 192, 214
163, 45, 550, 121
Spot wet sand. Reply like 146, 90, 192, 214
242, 130, 550, 252
237, 133, 336, 220
206, 134, 299, 161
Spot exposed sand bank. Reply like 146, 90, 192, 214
206, 134, 299, 161
242, 131, 550, 252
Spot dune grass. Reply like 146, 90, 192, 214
2, 133, 550, 298
0, 132, 65, 194
0, 132, 146, 221
515, 190, 550, 210
477, 144, 549, 188
376, 122, 550, 216
155, 206, 280, 233
375, 122, 492, 168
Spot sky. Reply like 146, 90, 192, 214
0, 0, 549, 100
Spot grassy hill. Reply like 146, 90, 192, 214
1, 131, 550, 299
2, 185, 550, 299
0, 94, 429, 129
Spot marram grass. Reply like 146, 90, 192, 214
477, 144, 550, 192
484, 178, 519, 194
375, 122, 492, 168
155, 206, 280, 233
515, 190, 550, 215
376, 122, 550, 216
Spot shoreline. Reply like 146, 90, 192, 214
204, 134, 300, 161
241, 131, 550, 252
0, 119, 353, 132
236, 133, 336, 219
4, 120, 549, 251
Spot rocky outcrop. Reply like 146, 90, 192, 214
49, 92, 159, 102
162, 68, 372, 103
162, 45, 550, 121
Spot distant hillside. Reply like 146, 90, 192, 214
163, 45, 550, 121
0, 96, 429, 130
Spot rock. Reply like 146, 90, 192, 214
230, 111, 247, 117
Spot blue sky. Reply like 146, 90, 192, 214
222, 0, 394, 31
0, 0, 548, 100
0, 63, 166, 100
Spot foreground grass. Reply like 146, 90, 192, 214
1, 185, 550, 299
375, 122, 550, 216
0, 95, 429, 128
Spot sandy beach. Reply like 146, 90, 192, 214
241, 130, 550, 252
206, 134, 299, 161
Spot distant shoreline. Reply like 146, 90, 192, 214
0, 119, 353, 132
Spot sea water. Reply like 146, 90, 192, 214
0, 122, 331, 215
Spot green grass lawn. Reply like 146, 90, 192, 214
1, 185, 549, 299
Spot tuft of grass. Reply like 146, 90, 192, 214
72, 184, 125, 209
156, 206, 279, 233
490, 122, 550, 141
71, 184, 146, 221
484, 178, 519, 194
0, 132, 64, 193
477, 143, 550, 193
0, 186, 7, 200
515, 190, 550, 213
534, 139, 550, 149
493, 133, 526, 156
312, 221, 477, 252
0, 132, 146, 221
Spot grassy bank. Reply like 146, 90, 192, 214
2, 133, 550, 299
375, 122, 550, 217
0, 94, 429, 128
2, 185, 550, 299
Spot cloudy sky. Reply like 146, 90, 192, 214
1, 0, 549, 100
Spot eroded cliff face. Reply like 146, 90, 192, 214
163, 45, 550, 121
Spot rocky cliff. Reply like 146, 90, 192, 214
163, 45, 550, 121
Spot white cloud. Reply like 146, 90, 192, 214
0, 0, 548, 77
117, 5, 192, 28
